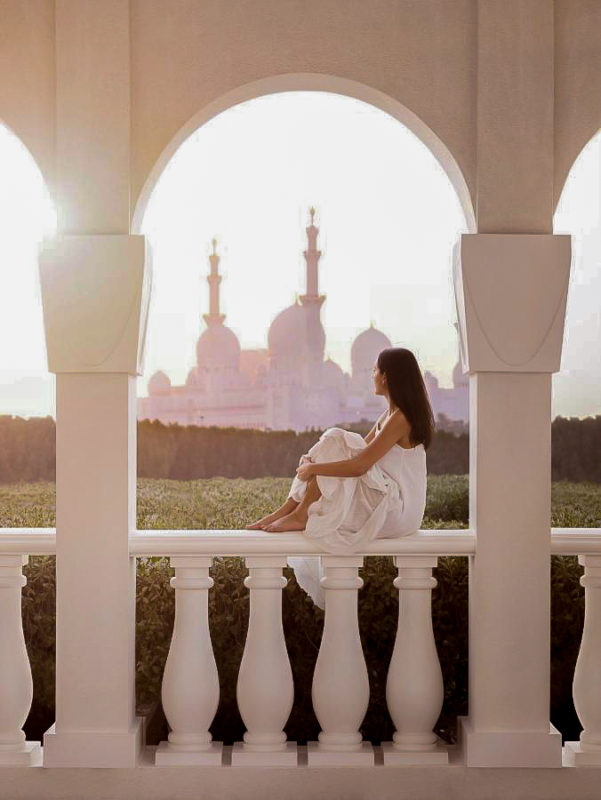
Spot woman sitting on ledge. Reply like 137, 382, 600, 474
246, 347, 435, 607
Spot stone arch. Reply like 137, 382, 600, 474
131, 73, 476, 234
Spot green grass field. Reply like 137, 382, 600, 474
1, 474, 600, 529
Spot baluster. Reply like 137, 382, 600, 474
0, 554, 41, 766
155, 556, 222, 765
382, 555, 448, 764
566, 554, 601, 766
233, 556, 296, 765
308, 556, 373, 766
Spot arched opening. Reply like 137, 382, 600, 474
132, 74, 476, 234
135, 83, 472, 454
553, 129, 601, 424
0, 121, 56, 482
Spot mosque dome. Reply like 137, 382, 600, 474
351, 324, 392, 375
196, 322, 241, 368
267, 301, 325, 359
322, 357, 346, 388
148, 370, 171, 395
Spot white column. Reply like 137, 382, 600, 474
38, 0, 151, 767
232, 556, 296, 766
155, 556, 222, 765
565, 555, 601, 766
382, 556, 448, 765
454, 232, 570, 767
456, 1, 569, 767
308, 556, 373, 766
39, 236, 149, 768
0, 555, 42, 766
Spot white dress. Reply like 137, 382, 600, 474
287, 421, 427, 609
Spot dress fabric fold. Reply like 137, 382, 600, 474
286, 426, 427, 610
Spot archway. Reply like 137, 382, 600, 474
132, 74, 475, 233
0, 122, 56, 420
0, 121, 56, 483
553, 128, 601, 424
134, 79, 473, 441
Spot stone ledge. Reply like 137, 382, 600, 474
2, 745, 601, 799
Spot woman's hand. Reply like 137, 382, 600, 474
296, 461, 315, 482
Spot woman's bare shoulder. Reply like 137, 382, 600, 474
382, 408, 407, 426
386, 409, 412, 438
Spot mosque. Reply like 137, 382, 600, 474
137, 209, 468, 431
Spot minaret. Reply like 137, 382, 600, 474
299, 207, 326, 360
453, 320, 468, 385
203, 238, 226, 326
300, 207, 325, 301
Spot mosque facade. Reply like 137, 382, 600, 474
137, 210, 469, 431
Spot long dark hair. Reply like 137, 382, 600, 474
376, 347, 436, 450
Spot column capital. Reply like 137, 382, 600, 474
393, 555, 438, 570
170, 556, 213, 570
453, 233, 571, 373
39, 234, 152, 375
245, 556, 289, 570
578, 555, 601, 570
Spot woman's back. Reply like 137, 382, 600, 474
373, 417, 427, 537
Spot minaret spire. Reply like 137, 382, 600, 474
301, 206, 322, 298
203, 237, 226, 326
299, 207, 326, 365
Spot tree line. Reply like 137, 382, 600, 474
0, 413, 600, 484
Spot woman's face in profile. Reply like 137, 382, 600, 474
372, 363, 386, 395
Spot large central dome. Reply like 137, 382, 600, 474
268, 300, 325, 360
351, 324, 392, 375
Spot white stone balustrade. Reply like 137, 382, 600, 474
382, 555, 448, 764
12, 527, 601, 781
565, 554, 601, 766
233, 556, 295, 765
0, 555, 42, 766
308, 556, 373, 765
155, 556, 222, 765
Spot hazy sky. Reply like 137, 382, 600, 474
0, 91, 599, 420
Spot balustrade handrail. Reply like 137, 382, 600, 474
2, 526, 601, 557
0, 528, 56, 554
130, 529, 476, 556
549, 528, 601, 554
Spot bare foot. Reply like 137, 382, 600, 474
264, 510, 308, 532
246, 500, 299, 529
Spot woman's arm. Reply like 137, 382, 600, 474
307, 413, 402, 479
310, 457, 364, 478
352, 411, 408, 475
298, 413, 397, 480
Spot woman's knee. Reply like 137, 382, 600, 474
310, 430, 348, 459
319, 427, 364, 452
321, 427, 347, 439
